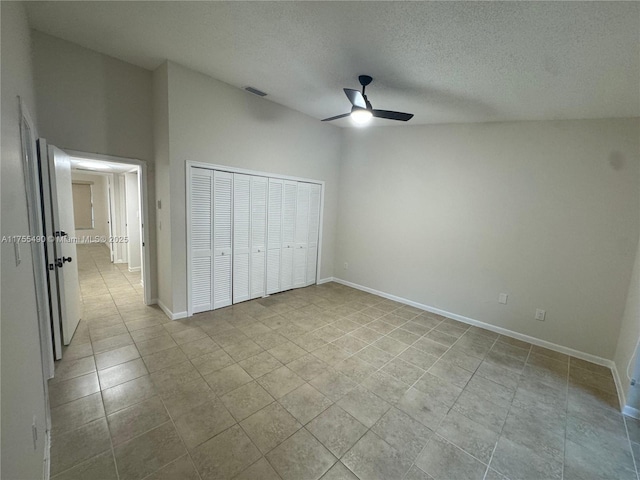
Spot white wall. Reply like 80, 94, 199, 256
1, 3, 49, 478
31, 30, 158, 298
336, 119, 640, 359
152, 62, 173, 310
156, 61, 342, 315
125, 171, 142, 271
71, 171, 109, 241
614, 239, 640, 408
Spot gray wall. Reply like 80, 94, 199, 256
156, 61, 343, 315
1, 3, 49, 478
31, 30, 158, 300
336, 119, 640, 359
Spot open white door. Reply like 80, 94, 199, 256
47, 145, 81, 345
37, 139, 63, 358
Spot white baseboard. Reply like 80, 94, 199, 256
43, 430, 50, 480
317, 277, 335, 285
153, 299, 188, 321
332, 276, 617, 369
612, 363, 628, 412
623, 405, 640, 420
128, 266, 141, 272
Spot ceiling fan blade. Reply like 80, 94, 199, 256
372, 110, 414, 121
344, 88, 366, 109
321, 112, 351, 122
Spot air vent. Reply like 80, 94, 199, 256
245, 86, 267, 97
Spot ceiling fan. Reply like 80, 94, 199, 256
322, 75, 414, 124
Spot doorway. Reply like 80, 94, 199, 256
37, 144, 153, 360
66, 153, 150, 309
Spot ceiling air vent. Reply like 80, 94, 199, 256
245, 86, 267, 97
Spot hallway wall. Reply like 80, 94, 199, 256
1, 3, 49, 478
31, 30, 158, 300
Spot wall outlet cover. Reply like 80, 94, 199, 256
498, 293, 508, 304
535, 308, 546, 321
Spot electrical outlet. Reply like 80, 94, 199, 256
535, 309, 546, 321
344, 262, 349, 270
498, 293, 508, 304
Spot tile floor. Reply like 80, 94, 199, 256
48, 243, 640, 480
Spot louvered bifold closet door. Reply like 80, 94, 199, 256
213, 170, 233, 309
266, 179, 283, 294
293, 183, 310, 287
306, 183, 321, 285
280, 180, 297, 291
233, 174, 251, 303
189, 168, 215, 313
250, 176, 268, 299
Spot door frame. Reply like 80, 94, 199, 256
65, 149, 152, 305
19, 98, 55, 379
185, 161, 325, 317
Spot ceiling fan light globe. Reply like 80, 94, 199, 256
351, 108, 372, 125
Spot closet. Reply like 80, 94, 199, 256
187, 165, 322, 315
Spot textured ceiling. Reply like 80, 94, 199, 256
25, 1, 640, 126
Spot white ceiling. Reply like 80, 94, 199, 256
26, 1, 640, 126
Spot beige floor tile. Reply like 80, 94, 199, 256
51, 392, 105, 436
95, 344, 140, 370
233, 457, 281, 480
191, 425, 261, 480
256, 366, 305, 399
279, 383, 333, 424
239, 351, 283, 379
51, 451, 117, 480
144, 454, 200, 480
113, 422, 186, 480
240, 402, 302, 453
102, 375, 157, 415
221, 381, 274, 421
48, 372, 100, 408
372, 407, 433, 462
204, 363, 253, 396
98, 358, 148, 390
342, 430, 411, 480
307, 405, 368, 458
415, 434, 487, 480
266, 428, 337, 480
173, 398, 236, 450
50, 418, 112, 477
149, 361, 201, 398
107, 396, 169, 445
142, 346, 188, 373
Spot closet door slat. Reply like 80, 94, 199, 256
294, 182, 310, 287
251, 176, 268, 299
280, 180, 297, 291
266, 178, 283, 294
189, 168, 214, 313
213, 170, 233, 309
233, 174, 251, 303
